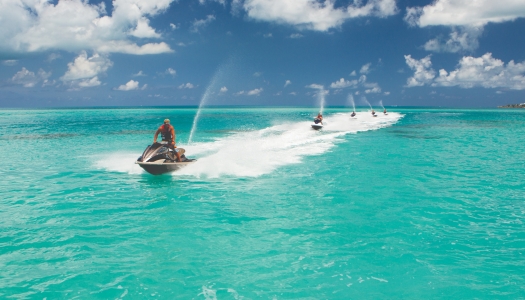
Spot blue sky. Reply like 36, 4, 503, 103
1, 0, 524, 108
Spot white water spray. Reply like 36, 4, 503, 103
188, 79, 216, 143
188, 61, 230, 143
318, 87, 327, 114
362, 97, 373, 110
347, 94, 356, 112
379, 100, 385, 110
94, 112, 404, 177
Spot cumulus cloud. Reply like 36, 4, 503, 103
405, 53, 525, 90
133, 71, 146, 77
61, 51, 113, 83
284, 80, 291, 87
0, 0, 174, 55
330, 78, 358, 89
178, 83, 195, 89
360, 63, 371, 74
350, 70, 356, 76
116, 80, 140, 91
2, 60, 17, 66
235, 88, 263, 96
406, 0, 525, 53
329, 74, 381, 92
247, 88, 263, 95
166, 68, 176, 76
423, 26, 483, 53
405, 0, 525, 27
241, 0, 397, 31
11, 67, 51, 87
404, 55, 435, 87
191, 15, 216, 32
306, 83, 324, 89
290, 33, 303, 39
220, 86, 228, 93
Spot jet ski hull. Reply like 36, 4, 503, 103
136, 161, 195, 175
136, 142, 196, 175
311, 124, 323, 130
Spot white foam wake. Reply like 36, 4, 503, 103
94, 112, 402, 178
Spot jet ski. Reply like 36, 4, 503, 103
136, 142, 196, 175
311, 123, 323, 130
311, 118, 323, 130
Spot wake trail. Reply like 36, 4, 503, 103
94, 112, 403, 178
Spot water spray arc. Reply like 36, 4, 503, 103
188, 62, 230, 143
347, 94, 356, 112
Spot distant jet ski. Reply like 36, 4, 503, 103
136, 142, 196, 175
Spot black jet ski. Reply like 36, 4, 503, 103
136, 142, 196, 175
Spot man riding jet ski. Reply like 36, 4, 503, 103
136, 119, 196, 175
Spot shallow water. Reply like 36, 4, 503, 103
0, 107, 524, 298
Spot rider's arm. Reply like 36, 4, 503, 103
153, 128, 161, 143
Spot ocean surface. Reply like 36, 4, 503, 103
0, 107, 524, 299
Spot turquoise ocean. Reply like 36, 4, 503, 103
0, 107, 524, 299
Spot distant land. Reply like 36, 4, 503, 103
498, 103, 525, 108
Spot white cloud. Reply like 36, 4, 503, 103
263, 33, 273, 38
129, 18, 161, 38
116, 80, 140, 91
77, 76, 101, 88
284, 80, 291, 87
306, 83, 324, 89
235, 88, 263, 96
247, 88, 263, 95
11, 67, 51, 87
170, 23, 178, 30
289, 92, 297, 96
290, 33, 303, 39
191, 15, 216, 32
166, 68, 176, 76
330, 78, 358, 89
423, 27, 483, 53
405, 53, 525, 90
253, 72, 262, 77
365, 87, 381, 93
404, 55, 435, 87
220, 86, 228, 93
384, 91, 390, 95
350, 70, 356, 76
178, 83, 195, 89
61, 51, 113, 82
329, 74, 381, 92
242, 0, 397, 31
360, 63, 371, 74
406, 0, 525, 53
0, 0, 174, 55
2, 60, 17, 66
133, 71, 146, 77
405, 0, 525, 27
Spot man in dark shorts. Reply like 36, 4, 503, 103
153, 119, 182, 162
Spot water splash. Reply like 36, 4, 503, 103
188, 61, 231, 143
362, 96, 373, 110
95, 112, 404, 177
379, 100, 385, 110
347, 94, 356, 112
317, 87, 327, 114
188, 77, 217, 144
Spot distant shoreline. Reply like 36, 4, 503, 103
498, 103, 525, 108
